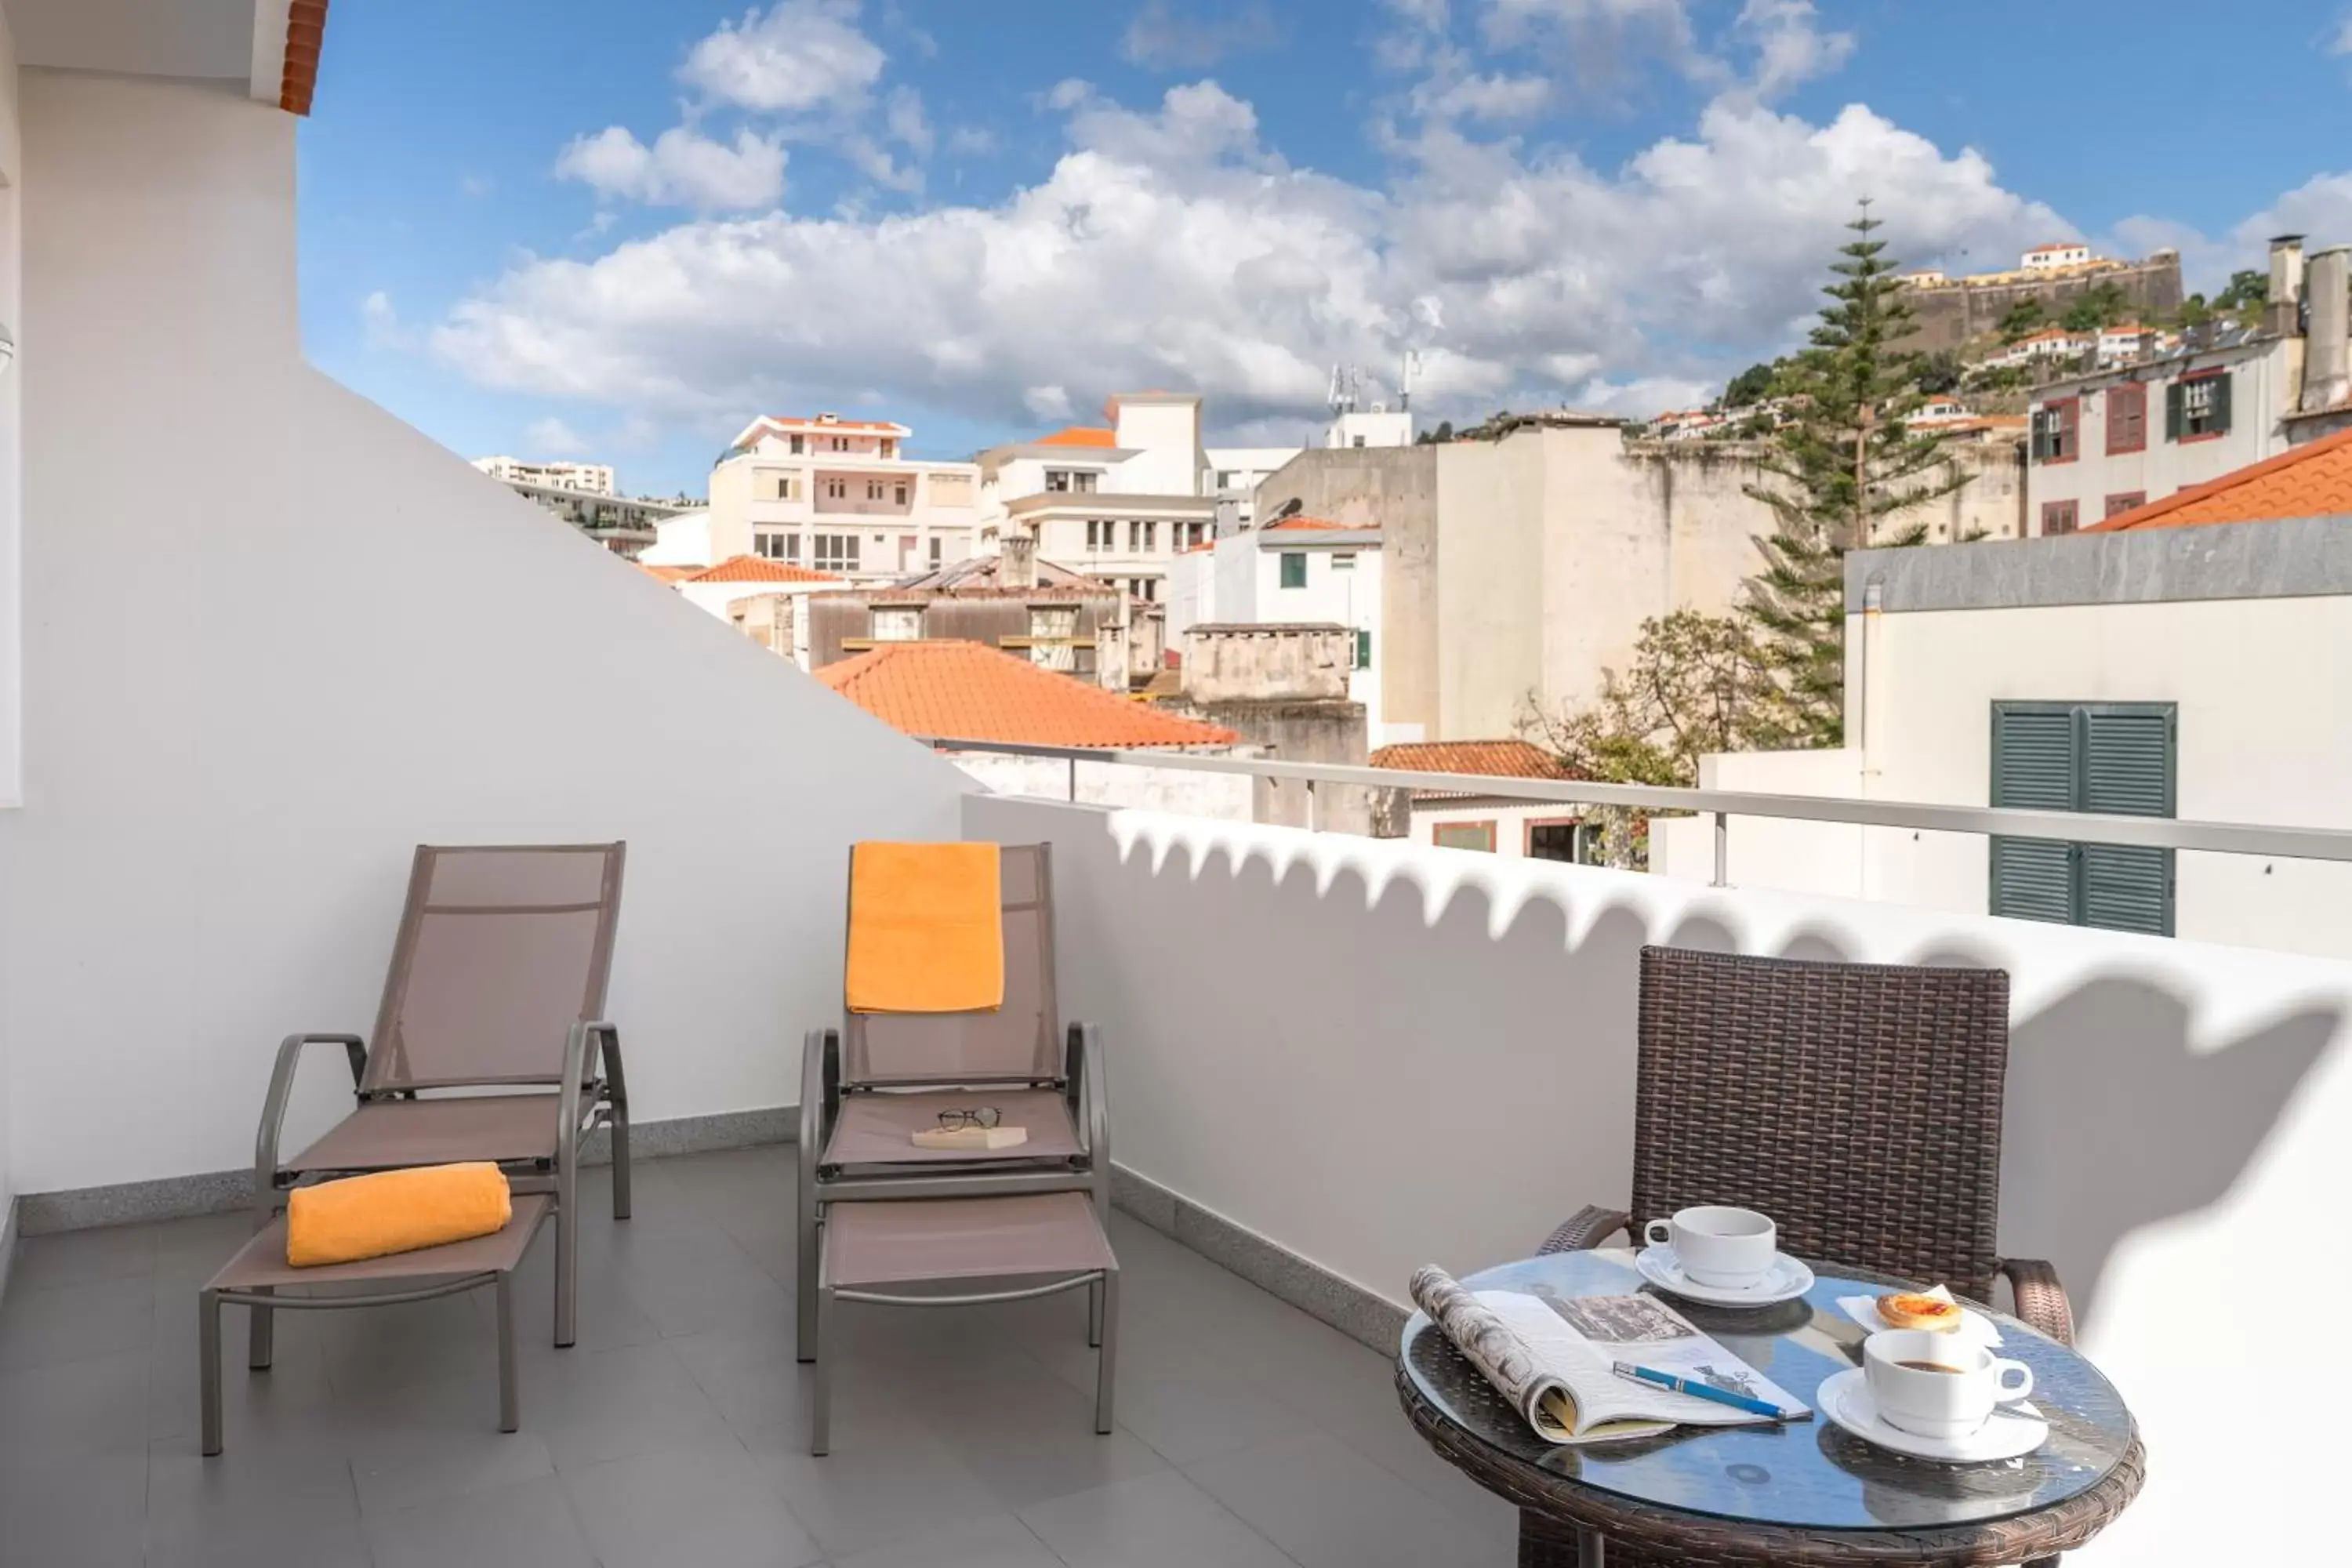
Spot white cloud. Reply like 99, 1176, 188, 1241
361, 290, 414, 349
884, 85, 932, 154
946, 125, 997, 158
1414, 69, 1552, 122
1479, 0, 1710, 96
2332, 13, 2352, 54
524, 415, 588, 453
1733, 0, 1854, 103
554, 125, 787, 210
437, 81, 2073, 438
679, 1, 886, 116
1119, 1, 1282, 70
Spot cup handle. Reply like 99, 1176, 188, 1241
1993, 1360, 2034, 1401
1642, 1219, 1672, 1248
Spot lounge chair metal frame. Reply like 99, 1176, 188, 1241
797, 842, 1110, 1362
250, 843, 630, 1355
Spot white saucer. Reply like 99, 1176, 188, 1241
1817, 1368, 2049, 1463
1635, 1244, 1813, 1306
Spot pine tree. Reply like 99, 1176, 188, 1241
1743, 201, 1969, 749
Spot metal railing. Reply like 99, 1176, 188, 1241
918, 735, 2352, 886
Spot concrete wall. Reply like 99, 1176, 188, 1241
1168, 698, 1371, 833
1897, 254, 2183, 353
966, 789, 2352, 1566
1183, 623, 1353, 703
0, 70, 971, 1196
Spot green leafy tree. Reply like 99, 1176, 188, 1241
2060, 281, 2128, 333
2212, 269, 2267, 316
1723, 360, 1778, 408
1520, 611, 1772, 867
1741, 201, 1969, 750
1916, 348, 1963, 396
1998, 297, 2045, 341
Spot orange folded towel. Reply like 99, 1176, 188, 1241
845, 841, 1004, 1014
285, 1162, 513, 1269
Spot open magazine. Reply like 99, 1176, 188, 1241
1410, 1265, 1811, 1444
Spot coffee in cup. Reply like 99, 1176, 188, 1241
1642, 1205, 1777, 1287
1863, 1330, 2034, 1440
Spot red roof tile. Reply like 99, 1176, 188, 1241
1369, 740, 1574, 781
816, 641, 1237, 749
1262, 516, 1368, 532
635, 563, 698, 584
684, 555, 846, 584
281, 0, 328, 116
1034, 426, 1118, 448
2086, 425, 2352, 532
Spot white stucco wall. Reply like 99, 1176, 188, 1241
1650, 749, 1868, 898
967, 790, 2352, 1566
1406, 800, 1584, 858
0, 3, 19, 1235
951, 752, 1252, 821
0, 70, 969, 1197
636, 509, 712, 567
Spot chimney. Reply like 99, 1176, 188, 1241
1096, 601, 1129, 693
2267, 234, 2306, 337
2302, 246, 2350, 414
1000, 532, 1036, 589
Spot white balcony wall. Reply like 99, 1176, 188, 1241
0, 69, 969, 1199
967, 791, 2352, 1566
0, 7, 20, 1237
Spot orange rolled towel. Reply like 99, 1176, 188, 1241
285, 1162, 513, 1268
845, 841, 1004, 1014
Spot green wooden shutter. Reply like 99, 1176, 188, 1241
2079, 708, 2175, 935
1990, 706, 2079, 924
2164, 383, 2183, 441
2209, 372, 2233, 436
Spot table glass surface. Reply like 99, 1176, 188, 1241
1399, 1250, 2135, 1534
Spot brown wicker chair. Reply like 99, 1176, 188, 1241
1539, 946, 2076, 1566
1544, 945, 2071, 1338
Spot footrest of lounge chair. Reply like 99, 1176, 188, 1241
198, 1194, 550, 1456
813, 1192, 1119, 1455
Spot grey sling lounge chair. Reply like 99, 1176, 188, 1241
797, 842, 1109, 1361
252, 843, 630, 1352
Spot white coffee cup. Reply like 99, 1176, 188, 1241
1863, 1330, 2034, 1440
1642, 1205, 1777, 1287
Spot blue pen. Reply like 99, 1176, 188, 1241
1612, 1362, 1808, 1421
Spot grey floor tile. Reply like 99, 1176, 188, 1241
561, 1432, 823, 1568
1185, 1430, 1501, 1568
1030, 1316, 1319, 1466
0, 1346, 151, 1461
1019, 1468, 1301, 1568
0, 1446, 148, 1566
148, 1299, 337, 1443
8, 1222, 156, 1291
343, 1370, 559, 1515
931, 1362, 1171, 1512
365, 1471, 600, 1568
315, 1289, 501, 1398
832, 1511, 1065, 1568
528, 1337, 734, 1471
0, 1275, 156, 1370
745, 1413, 1004, 1559
144, 1432, 369, 1568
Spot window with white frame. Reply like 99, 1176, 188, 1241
871, 606, 922, 641
814, 533, 860, 572
773, 474, 799, 500
928, 535, 943, 567
894, 482, 909, 506
824, 477, 848, 500
754, 531, 800, 561
866, 480, 885, 501
1086, 520, 1112, 551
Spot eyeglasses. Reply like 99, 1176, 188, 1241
936, 1107, 1002, 1131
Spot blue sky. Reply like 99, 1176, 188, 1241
300, 1, 2352, 496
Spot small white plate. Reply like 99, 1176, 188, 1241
1635, 1244, 1814, 1306
1817, 1368, 2049, 1463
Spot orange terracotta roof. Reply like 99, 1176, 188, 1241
817, 641, 1238, 749
2087, 425, 2352, 532
684, 555, 846, 584
635, 563, 698, 583
281, 0, 328, 116
1261, 515, 1369, 532
1370, 739, 1575, 781
1034, 426, 1118, 448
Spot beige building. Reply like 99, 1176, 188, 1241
1258, 420, 2024, 743
1654, 428, 2352, 959
707, 412, 982, 583
978, 394, 1221, 603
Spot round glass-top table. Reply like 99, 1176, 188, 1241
1396, 1250, 2143, 1566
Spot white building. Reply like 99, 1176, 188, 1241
706, 412, 982, 583
978, 394, 1219, 603
471, 453, 616, 495
1203, 445, 1302, 529
634, 506, 712, 567
2022, 241, 2093, 270
1166, 516, 1396, 742
1327, 405, 1414, 449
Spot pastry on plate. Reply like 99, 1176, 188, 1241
1877, 1292, 1963, 1332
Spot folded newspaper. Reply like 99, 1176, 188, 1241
1410, 1265, 1811, 1444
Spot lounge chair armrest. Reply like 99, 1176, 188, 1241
800, 1028, 840, 1170
1537, 1205, 1632, 1254
252, 1033, 368, 1203
1068, 1022, 1109, 1169
1995, 1257, 2075, 1346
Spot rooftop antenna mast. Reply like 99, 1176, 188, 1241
1399, 349, 1422, 412
1328, 364, 1362, 415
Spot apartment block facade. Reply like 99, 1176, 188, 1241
470, 454, 616, 495
978, 393, 1220, 603
707, 413, 982, 583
